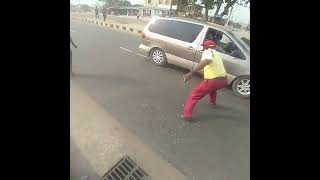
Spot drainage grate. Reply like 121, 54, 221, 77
101, 155, 150, 180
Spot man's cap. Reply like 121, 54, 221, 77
201, 40, 216, 49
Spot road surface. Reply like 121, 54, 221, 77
70, 21, 250, 180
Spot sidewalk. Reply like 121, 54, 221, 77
70, 81, 187, 180
71, 12, 149, 26
72, 12, 152, 22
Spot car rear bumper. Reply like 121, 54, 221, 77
138, 44, 151, 57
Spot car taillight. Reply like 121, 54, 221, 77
141, 32, 146, 38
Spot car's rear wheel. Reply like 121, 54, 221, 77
232, 75, 250, 98
150, 48, 167, 66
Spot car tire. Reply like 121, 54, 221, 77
150, 48, 167, 66
232, 75, 250, 98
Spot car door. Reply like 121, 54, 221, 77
195, 27, 246, 76
217, 32, 247, 76
166, 20, 204, 62
163, 20, 207, 70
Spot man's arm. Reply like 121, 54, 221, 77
183, 50, 213, 83
191, 60, 211, 73
183, 60, 211, 83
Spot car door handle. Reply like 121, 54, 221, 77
188, 46, 194, 51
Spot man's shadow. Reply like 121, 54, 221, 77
188, 104, 250, 127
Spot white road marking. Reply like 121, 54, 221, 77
120, 47, 147, 58
120, 46, 133, 53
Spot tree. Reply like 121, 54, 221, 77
119, 0, 131, 6
238, 0, 249, 7
219, 0, 236, 16
220, 0, 249, 16
98, 0, 120, 7
177, 0, 189, 12
213, 0, 223, 17
201, 0, 218, 21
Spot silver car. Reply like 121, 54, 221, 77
139, 17, 250, 98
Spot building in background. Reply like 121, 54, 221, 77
144, 0, 202, 17
144, 0, 177, 10
142, 0, 177, 16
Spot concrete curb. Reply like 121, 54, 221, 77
71, 16, 144, 36
70, 81, 188, 180
71, 15, 250, 40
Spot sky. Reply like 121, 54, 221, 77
70, 0, 250, 25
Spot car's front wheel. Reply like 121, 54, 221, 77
150, 48, 167, 66
232, 75, 250, 98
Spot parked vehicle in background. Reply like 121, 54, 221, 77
139, 17, 250, 98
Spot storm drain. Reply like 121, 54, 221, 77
101, 155, 150, 180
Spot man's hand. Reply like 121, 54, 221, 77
183, 72, 193, 83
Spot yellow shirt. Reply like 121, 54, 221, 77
201, 49, 227, 79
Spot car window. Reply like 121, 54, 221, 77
148, 19, 203, 43
174, 21, 203, 43
205, 28, 246, 60
148, 19, 176, 39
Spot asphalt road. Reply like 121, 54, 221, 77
70, 21, 250, 180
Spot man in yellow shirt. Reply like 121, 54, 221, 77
182, 40, 228, 121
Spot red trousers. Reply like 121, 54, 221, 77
183, 79, 228, 118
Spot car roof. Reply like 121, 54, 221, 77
151, 17, 250, 53
155, 17, 232, 33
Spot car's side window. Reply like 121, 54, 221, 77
205, 28, 246, 60
148, 19, 203, 43
148, 19, 172, 36
174, 21, 203, 43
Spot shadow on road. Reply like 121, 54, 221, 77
190, 105, 250, 127
163, 64, 198, 74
